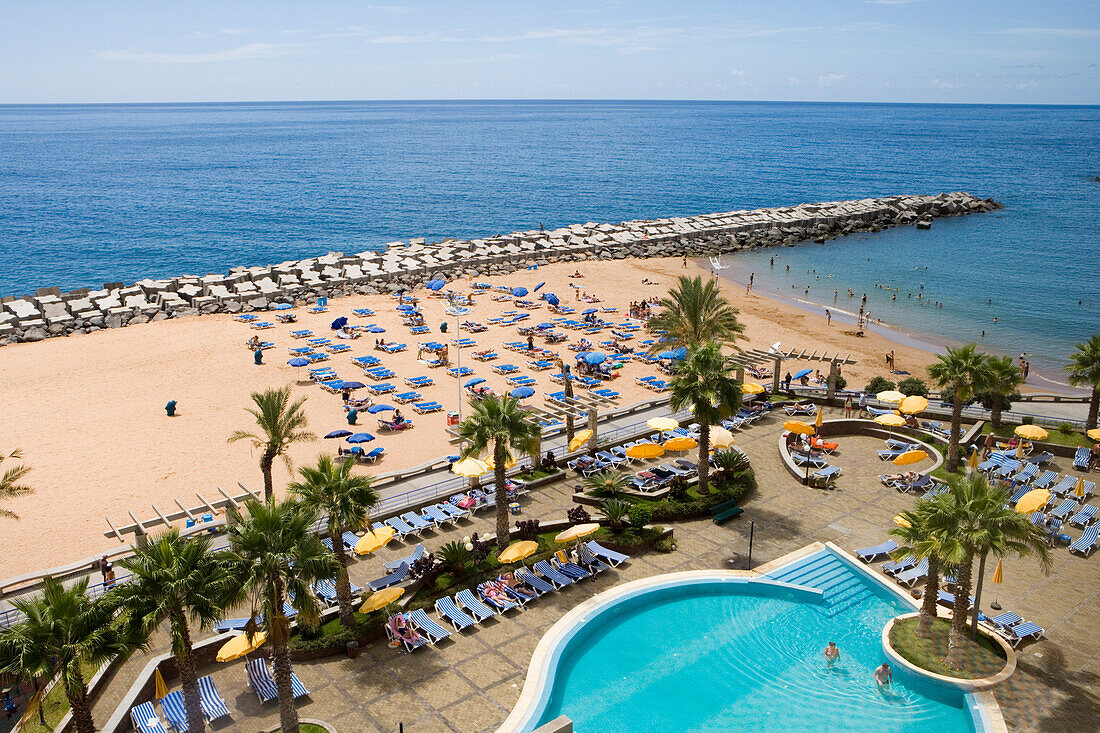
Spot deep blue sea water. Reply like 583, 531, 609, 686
0, 101, 1097, 373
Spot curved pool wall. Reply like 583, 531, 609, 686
501, 544, 998, 733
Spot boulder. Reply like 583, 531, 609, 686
21, 327, 49, 342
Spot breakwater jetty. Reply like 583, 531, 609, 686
0, 192, 999, 344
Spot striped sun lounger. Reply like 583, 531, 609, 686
409, 608, 451, 644
455, 589, 496, 622
996, 621, 1044, 647
159, 691, 188, 732
131, 702, 168, 733
435, 595, 477, 631
197, 676, 231, 722
855, 540, 898, 562
245, 658, 309, 703
367, 563, 409, 591
1069, 525, 1100, 556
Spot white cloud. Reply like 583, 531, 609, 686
730, 69, 745, 77
219, 28, 250, 36
787, 76, 802, 86
100, 43, 302, 64
368, 4, 413, 12
818, 73, 847, 86
366, 33, 460, 44
989, 27, 1100, 39
931, 78, 957, 89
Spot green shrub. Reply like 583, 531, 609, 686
648, 476, 754, 522
654, 536, 676, 553
712, 448, 750, 480
866, 376, 895, 394
628, 503, 653, 528
1058, 422, 1076, 435
567, 505, 591, 524
514, 518, 541, 541
667, 475, 689, 501
897, 377, 929, 397
977, 390, 1020, 412
833, 375, 847, 391
1021, 415, 1034, 425
584, 470, 630, 498
436, 541, 470, 576
600, 499, 632, 532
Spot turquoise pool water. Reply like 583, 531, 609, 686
528, 551, 976, 732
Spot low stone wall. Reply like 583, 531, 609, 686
777, 419, 943, 483
0, 192, 1000, 344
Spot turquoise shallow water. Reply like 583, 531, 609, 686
532, 563, 973, 732
0, 101, 1096, 372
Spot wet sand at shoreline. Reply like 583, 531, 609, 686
0, 257, 933, 578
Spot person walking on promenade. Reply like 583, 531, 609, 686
844, 394, 853, 418
858, 391, 868, 418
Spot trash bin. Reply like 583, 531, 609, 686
447, 411, 459, 426
346, 640, 359, 659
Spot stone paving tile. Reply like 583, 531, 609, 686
125, 408, 1100, 732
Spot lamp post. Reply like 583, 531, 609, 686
445, 299, 474, 427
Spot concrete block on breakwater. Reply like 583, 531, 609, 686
0, 191, 1001, 344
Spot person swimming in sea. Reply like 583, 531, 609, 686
825, 642, 840, 667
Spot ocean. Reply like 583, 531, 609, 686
0, 101, 1097, 374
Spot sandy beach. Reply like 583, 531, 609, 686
0, 257, 933, 578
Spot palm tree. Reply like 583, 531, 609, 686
582, 470, 631, 499
929, 474, 1052, 668
226, 498, 337, 733
889, 501, 950, 639
647, 275, 745, 351
228, 386, 316, 501
0, 579, 137, 733
0, 449, 32, 520
668, 342, 743, 494
289, 455, 378, 628
927, 344, 990, 472
456, 394, 541, 551
110, 531, 233, 733
1065, 334, 1100, 429
984, 355, 1023, 429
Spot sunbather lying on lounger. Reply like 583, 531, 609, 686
389, 615, 424, 646
481, 581, 515, 607
881, 471, 918, 485
498, 574, 537, 600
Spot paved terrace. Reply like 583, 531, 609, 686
78, 406, 1100, 733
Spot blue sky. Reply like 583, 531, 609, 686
1, 0, 1097, 104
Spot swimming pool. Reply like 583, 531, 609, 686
505, 548, 983, 732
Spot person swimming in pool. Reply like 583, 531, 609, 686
874, 662, 893, 687
825, 642, 840, 666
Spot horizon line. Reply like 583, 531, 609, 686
1, 97, 1098, 109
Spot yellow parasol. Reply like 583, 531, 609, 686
663, 437, 698, 452
216, 631, 267, 662
626, 442, 664, 459
451, 457, 490, 477
569, 430, 594, 452
892, 515, 911, 528
710, 426, 735, 448
968, 449, 979, 470
784, 420, 815, 435
555, 523, 601, 543
874, 414, 906, 426
893, 450, 928, 466
485, 453, 517, 470
1074, 476, 1086, 498
1015, 444, 1024, 459
647, 417, 680, 431
992, 559, 1003, 585
354, 526, 395, 556
898, 395, 928, 415
1087, 428, 1100, 441
1014, 424, 1048, 440
1015, 489, 1050, 515
877, 390, 906, 403
154, 668, 168, 700
498, 540, 539, 564
814, 408, 823, 428
359, 587, 404, 613
741, 383, 765, 395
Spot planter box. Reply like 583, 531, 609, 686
514, 470, 566, 491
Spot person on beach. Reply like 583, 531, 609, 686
747, 273, 754, 293
983, 432, 995, 458
825, 309, 831, 326
844, 395, 853, 418
770, 256, 774, 267
858, 392, 868, 418
874, 662, 892, 687
253, 347, 263, 365
825, 642, 840, 667
681, 256, 688, 269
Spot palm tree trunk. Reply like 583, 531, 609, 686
494, 442, 509, 551
270, 581, 299, 733
64, 665, 95, 733
261, 452, 276, 502
1088, 386, 1099, 430
970, 552, 988, 640
946, 551, 974, 669
991, 394, 1003, 429
172, 610, 206, 733
697, 419, 711, 495
917, 555, 939, 639
563, 367, 575, 443
332, 525, 355, 628
947, 400, 963, 472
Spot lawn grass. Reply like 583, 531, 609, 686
980, 422, 1091, 448
17, 660, 100, 733
889, 617, 1006, 679
930, 465, 966, 483
275, 724, 327, 733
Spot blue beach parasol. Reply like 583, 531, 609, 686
324, 429, 352, 439
396, 304, 415, 312
537, 322, 554, 329
347, 433, 376, 444
510, 386, 535, 398
465, 377, 486, 387
658, 347, 688, 361
330, 316, 348, 330
792, 368, 813, 380
341, 381, 366, 390
274, 303, 293, 311
512, 287, 528, 298
582, 308, 598, 315
583, 352, 607, 365
546, 294, 560, 306
367, 404, 395, 414
533, 282, 545, 292
287, 358, 310, 367
426, 279, 445, 291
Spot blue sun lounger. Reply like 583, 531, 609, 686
245, 658, 309, 703
361, 447, 385, 462
1032, 470, 1059, 490
532, 560, 573, 589
413, 401, 443, 413
1070, 526, 1100, 556
455, 589, 497, 622
1049, 499, 1079, 520
855, 540, 898, 562
381, 342, 406, 353
996, 621, 1044, 647
394, 391, 421, 403
895, 558, 930, 587
1069, 505, 1097, 527
882, 554, 917, 576
353, 355, 381, 368
409, 608, 451, 644
478, 582, 521, 612
400, 512, 433, 533
384, 544, 426, 572
1074, 447, 1091, 471
197, 676, 230, 722
1008, 485, 1033, 505
384, 515, 416, 538
515, 567, 557, 594
493, 363, 519, 374
792, 451, 827, 468
405, 375, 434, 387
552, 554, 592, 581
353, 308, 375, 317
367, 382, 395, 394
131, 702, 168, 733
421, 505, 452, 526
159, 691, 188, 731
576, 544, 612, 573
1050, 476, 1076, 496
435, 596, 478, 631
367, 562, 409, 591
447, 366, 473, 378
